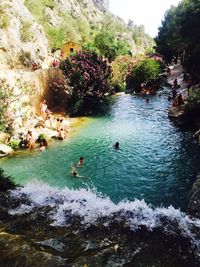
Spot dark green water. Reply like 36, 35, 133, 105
1, 93, 200, 209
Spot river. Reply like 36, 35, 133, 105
1, 90, 200, 209
1, 90, 200, 266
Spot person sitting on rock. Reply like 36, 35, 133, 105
58, 128, 66, 140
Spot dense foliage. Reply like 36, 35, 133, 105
110, 55, 137, 91
60, 51, 112, 115
185, 89, 200, 116
126, 58, 163, 92
156, 0, 200, 80
94, 31, 130, 62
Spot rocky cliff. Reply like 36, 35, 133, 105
1, 0, 153, 71
0, 0, 48, 70
0, 0, 154, 136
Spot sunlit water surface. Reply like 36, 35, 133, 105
1, 92, 200, 209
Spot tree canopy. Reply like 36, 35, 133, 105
156, 0, 200, 80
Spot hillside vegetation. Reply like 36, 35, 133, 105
24, 0, 154, 55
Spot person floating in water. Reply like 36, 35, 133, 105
77, 156, 84, 167
114, 142, 119, 149
71, 164, 89, 178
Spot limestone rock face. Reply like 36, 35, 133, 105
0, 0, 48, 70
55, 0, 104, 23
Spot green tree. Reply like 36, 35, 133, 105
94, 31, 129, 62
126, 58, 162, 92
156, 0, 200, 80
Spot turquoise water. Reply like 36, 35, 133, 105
1, 92, 200, 209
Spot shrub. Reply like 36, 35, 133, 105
19, 51, 31, 67
111, 55, 137, 91
20, 21, 33, 42
8, 140, 20, 149
37, 133, 50, 142
0, 15, 9, 29
126, 58, 163, 92
185, 89, 200, 115
60, 50, 112, 115
0, 6, 9, 29
43, 0, 55, 9
47, 13, 81, 48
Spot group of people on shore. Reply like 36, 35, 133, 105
168, 77, 185, 108
18, 99, 69, 152
19, 130, 48, 152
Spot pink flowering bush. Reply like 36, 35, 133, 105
60, 51, 112, 115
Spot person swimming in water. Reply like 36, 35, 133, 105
114, 142, 119, 149
71, 164, 89, 178
77, 156, 84, 166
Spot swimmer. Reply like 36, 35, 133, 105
38, 138, 48, 152
71, 164, 89, 178
77, 156, 84, 167
73, 170, 79, 177
114, 142, 119, 149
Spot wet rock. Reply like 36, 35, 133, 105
188, 173, 200, 218
37, 238, 65, 253
0, 232, 67, 267
0, 144, 13, 158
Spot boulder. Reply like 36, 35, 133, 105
0, 144, 14, 157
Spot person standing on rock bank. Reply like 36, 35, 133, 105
40, 100, 48, 119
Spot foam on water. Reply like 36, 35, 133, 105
9, 180, 200, 251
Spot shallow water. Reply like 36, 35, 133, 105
1, 91, 200, 209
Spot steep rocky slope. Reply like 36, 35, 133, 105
0, 0, 154, 136
0, 0, 48, 70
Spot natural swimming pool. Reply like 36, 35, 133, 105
1, 92, 200, 209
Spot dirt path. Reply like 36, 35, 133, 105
167, 64, 188, 96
